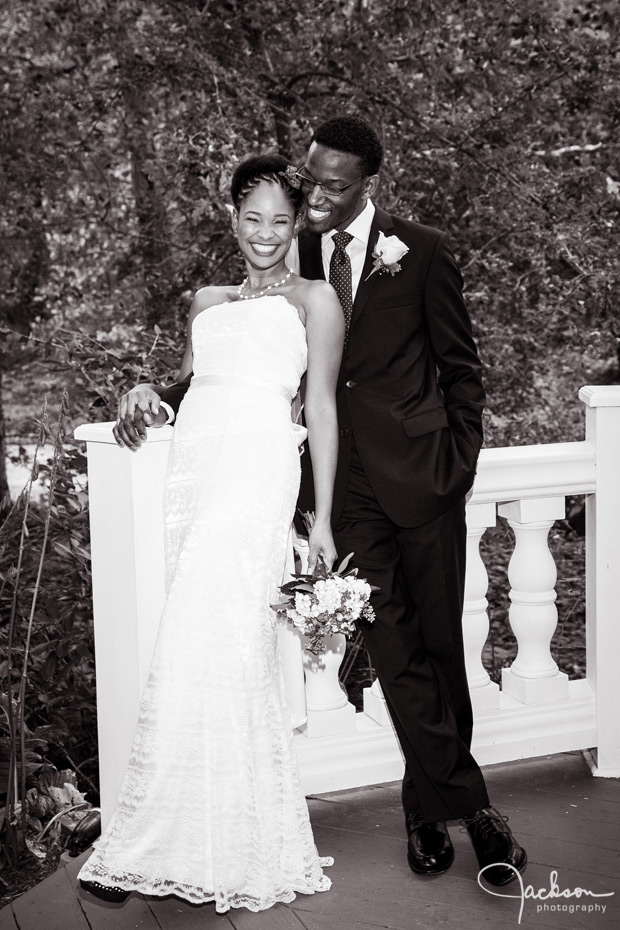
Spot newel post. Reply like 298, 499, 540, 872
74, 422, 172, 827
580, 386, 620, 777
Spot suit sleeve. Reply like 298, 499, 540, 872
159, 373, 193, 417
423, 233, 485, 469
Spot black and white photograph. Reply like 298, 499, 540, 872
1, 2, 619, 928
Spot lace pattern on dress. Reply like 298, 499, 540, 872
79, 297, 332, 912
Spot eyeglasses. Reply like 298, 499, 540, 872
295, 169, 365, 198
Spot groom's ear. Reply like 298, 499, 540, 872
362, 175, 380, 202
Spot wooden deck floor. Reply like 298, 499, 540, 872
1, 751, 618, 930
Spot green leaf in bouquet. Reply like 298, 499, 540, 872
312, 558, 330, 580
336, 552, 355, 574
279, 579, 307, 594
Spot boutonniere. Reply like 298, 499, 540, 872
365, 231, 409, 280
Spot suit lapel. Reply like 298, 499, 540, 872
349, 206, 395, 332
298, 230, 325, 281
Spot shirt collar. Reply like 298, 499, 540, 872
323, 199, 376, 246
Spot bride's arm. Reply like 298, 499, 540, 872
302, 280, 345, 573
113, 290, 208, 450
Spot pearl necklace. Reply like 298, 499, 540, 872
237, 267, 293, 300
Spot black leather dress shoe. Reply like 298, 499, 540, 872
79, 879, 130, 903
462, 805, 527, 886
405, 813, 455, 876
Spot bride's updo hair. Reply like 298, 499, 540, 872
231, 154, 303, 215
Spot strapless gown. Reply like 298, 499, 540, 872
78, 295, 332, 912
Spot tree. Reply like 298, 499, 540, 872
1, 0, 618, 467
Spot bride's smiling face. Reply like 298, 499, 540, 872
233, 181, 298, 271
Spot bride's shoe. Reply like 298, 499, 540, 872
79, 879, 130, 903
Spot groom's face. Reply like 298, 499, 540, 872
302, 142, 373, 234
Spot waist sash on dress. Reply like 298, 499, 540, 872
190, 373, 307, 448
190, 373, 294, 403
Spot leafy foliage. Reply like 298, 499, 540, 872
0, 399, 98, 876
0, 0, 618, 444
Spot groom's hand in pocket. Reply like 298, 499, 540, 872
114, 385, 167, 451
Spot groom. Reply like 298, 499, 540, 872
115, 116, 526, 887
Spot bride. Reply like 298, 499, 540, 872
78, 154, 344, 912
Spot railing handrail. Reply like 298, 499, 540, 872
75, 422, 597, 506
471, 440, 596, 503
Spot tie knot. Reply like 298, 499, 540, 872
332, 231, 353, 251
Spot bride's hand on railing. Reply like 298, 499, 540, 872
114, 385, 167, 451
307, 519, 338, 575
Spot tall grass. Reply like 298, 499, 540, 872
0, 393, 97, 869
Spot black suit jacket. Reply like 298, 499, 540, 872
161, 205, 485, 528
297, 206, 485, 527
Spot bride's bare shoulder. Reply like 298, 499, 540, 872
296, 278, 335, 298
192, 285, 236, 312
187, 285, 237, 325
295, 278, 340, 316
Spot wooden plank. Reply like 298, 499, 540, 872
482, 752, 619, 799
0, 906, 19, 930
2, 753, 618, 930
12, 866, 90, 930
78, 891, 161, 930
291, 914, 397, 930
147, 895, 235, 930
297, 821, 619, 930
308, 796, 405, 840
307, 794, 620, 880
227, 903, 308, 930
63, 850, 162, 930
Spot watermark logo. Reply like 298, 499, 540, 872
478, 866, 614, 924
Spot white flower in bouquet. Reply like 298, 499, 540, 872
273, 545, 377, 655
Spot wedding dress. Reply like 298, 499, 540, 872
78, 295, 332, 912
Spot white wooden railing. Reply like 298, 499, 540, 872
75, 386, 620, 829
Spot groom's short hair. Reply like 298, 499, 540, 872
311, 117, 383, 176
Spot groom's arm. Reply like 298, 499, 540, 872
423, 232, 486, 469
113, 374, 193, 450
159, 374, 193, 422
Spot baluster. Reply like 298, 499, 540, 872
363, 676, 392, 726
498, 497, 569, 703
464, 501, 500, 710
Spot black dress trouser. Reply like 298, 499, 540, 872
333, 439, 490, 822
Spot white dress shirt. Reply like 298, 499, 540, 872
321, 200, 376, 300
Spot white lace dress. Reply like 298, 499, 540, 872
78, 295, 332, 912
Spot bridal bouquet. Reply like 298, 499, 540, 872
273, 550, 377, 655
